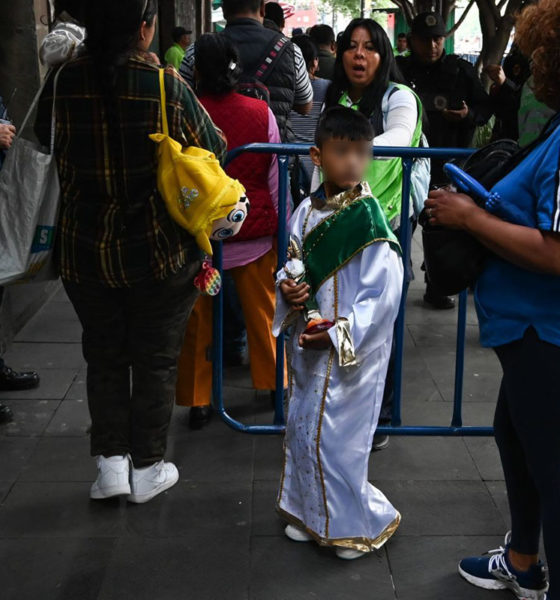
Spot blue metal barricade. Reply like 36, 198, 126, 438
212, 144, 493, 437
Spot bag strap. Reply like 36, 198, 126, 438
18, 62, 66, 154
158, 68, 169, 136
253, 34, 290, 85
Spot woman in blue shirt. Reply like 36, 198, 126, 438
425, 2, 560, 598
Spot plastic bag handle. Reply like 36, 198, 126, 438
17, 62, 67, 155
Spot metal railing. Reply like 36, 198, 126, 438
212, 143, 493, 437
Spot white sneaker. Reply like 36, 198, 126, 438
127, 460, 179, 504
90, 455, 131, 499
285, 524, 313, 542
336, 547, 370, 560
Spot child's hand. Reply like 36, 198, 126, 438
299, 330, 332, 350
279, 279, 310, 309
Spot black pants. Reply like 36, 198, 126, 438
494, 327, 560, 597
64, 263, 201, 467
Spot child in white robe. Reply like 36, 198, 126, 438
273, 107, 404, 560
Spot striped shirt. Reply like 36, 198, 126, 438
35, 54, 226, 288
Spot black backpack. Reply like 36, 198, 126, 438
420, 114, 560, 296
237, 34, 291, 106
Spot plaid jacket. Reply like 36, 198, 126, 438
35, 54, 226, 287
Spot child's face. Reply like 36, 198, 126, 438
310, 137, 372, 191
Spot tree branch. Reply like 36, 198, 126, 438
447, 0, 475, 36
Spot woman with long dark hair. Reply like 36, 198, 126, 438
175, 32, 286, 428
34, 0, 226, 503
323, 18, 426, 230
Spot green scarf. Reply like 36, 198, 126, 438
302, 183, 401, 298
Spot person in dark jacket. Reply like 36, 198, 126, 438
396, 12, 492, 182
179, 0, 313, 141
309, 24, 336, 80
396, 12, 493, 309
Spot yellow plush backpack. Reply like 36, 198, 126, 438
150, 69, 247, 255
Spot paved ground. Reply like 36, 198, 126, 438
0, 237, 519, 600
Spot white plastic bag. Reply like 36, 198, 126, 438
0, 68, 63, 285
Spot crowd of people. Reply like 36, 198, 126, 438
0, 0, 559, 598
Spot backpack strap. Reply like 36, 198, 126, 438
253, 34, 291, 85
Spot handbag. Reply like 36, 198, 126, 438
0, 66, 65, 285
421, 119, 560, 295
149, 69, 248, 256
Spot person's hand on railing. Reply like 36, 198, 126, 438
279, 279, 310, 310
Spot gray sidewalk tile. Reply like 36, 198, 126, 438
400, 399, 495, 427
16, 300, 81, 343
408, 324, 482, 349
251, 480, 284, 538
64, 368, 86, 401
387, 535, 512, 600
464, 437, 504, 481
253, 435, 283, 482
0, 437, 39, 482
378, 480, 507, 536
167, 431, 254, 484
249, 536, 395, 600
422, 347, 501, 403
0, 368, 80, 401
19, 436, 95, 482
123, 481, 252, 539
44, 398, 90, 437
3, 342, 85, 370
0, 481, 13, 503
0, 482, 127, 538
369, 437, 480, 481
97, 536, 250, 600
485, 480, 510, 526
0, 399, 59, 437
1, 537, 116, 600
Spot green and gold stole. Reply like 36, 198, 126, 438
302, 184, 401, 299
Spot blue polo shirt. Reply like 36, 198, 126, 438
475, 115, 560, 348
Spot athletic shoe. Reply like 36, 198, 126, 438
458, 533, 548, 600
372, 433, 390, 451
336, 547, 370, 560
127, 460, 179, 504
90, 455, 131, 499
284, 524, 313, 542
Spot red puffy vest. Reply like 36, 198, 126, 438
200, 92, 278, 242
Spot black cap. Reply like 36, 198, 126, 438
411, 12, 447, 37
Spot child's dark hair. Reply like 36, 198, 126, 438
194, 33, 242, 96
315, 107, 374, 148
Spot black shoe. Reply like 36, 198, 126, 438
188, 405, 213, 430
0, 365, 40, 391
423, 291, 455, 310
0, 403, 13, 425
371, 433, 390, 452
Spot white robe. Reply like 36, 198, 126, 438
273, 195, 404, 552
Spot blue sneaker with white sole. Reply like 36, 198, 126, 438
458, 533, 548, 600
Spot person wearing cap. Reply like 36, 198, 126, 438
164, 26, 192, 71
396, 11, 492, 310
396, 12, 492, 180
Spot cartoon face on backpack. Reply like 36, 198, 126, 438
210, 195, 251, 242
